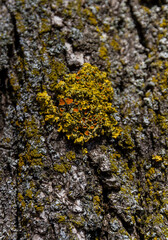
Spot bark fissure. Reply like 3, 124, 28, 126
10, 13, 24, 58
128, 0, 149, 53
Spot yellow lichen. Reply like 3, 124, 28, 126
37, 63, 121, 144
49, 61, 67, 90
36, 91, 59, 123
35, 204, 44, 213
152, 155, 162, 162
15, 12, 26, 33
18, 193, 26, 209
25, 189, 33, 199
39, 18, 51, 34
142, 6, 151, 14
118, 126, 134, 149
57, 215, 66, 223
82, 8, 98, 25
110, 38, 120, 51
71, 216, 85, 227
54, 163, 67, 173
9, 72, 20, 92
99, 45, 108, 59
160, 18, 167, 28
134, 64, 140, 70
66, 151, 76, 160
93, 196, 102, 215
82, 148, 88, 155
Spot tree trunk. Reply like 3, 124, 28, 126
0, 0, 168, 239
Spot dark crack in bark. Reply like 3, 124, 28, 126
128, 0, 150, 53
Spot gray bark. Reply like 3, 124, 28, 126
0, 0, 168, 239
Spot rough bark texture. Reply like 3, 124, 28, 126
0, 0, 168, 239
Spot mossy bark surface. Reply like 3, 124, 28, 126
0, 0, 168, 239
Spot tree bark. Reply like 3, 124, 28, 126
0, 0, 168, 239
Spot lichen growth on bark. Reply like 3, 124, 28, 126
37, 63, 121, 144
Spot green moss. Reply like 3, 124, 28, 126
37, 63, 121, 145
